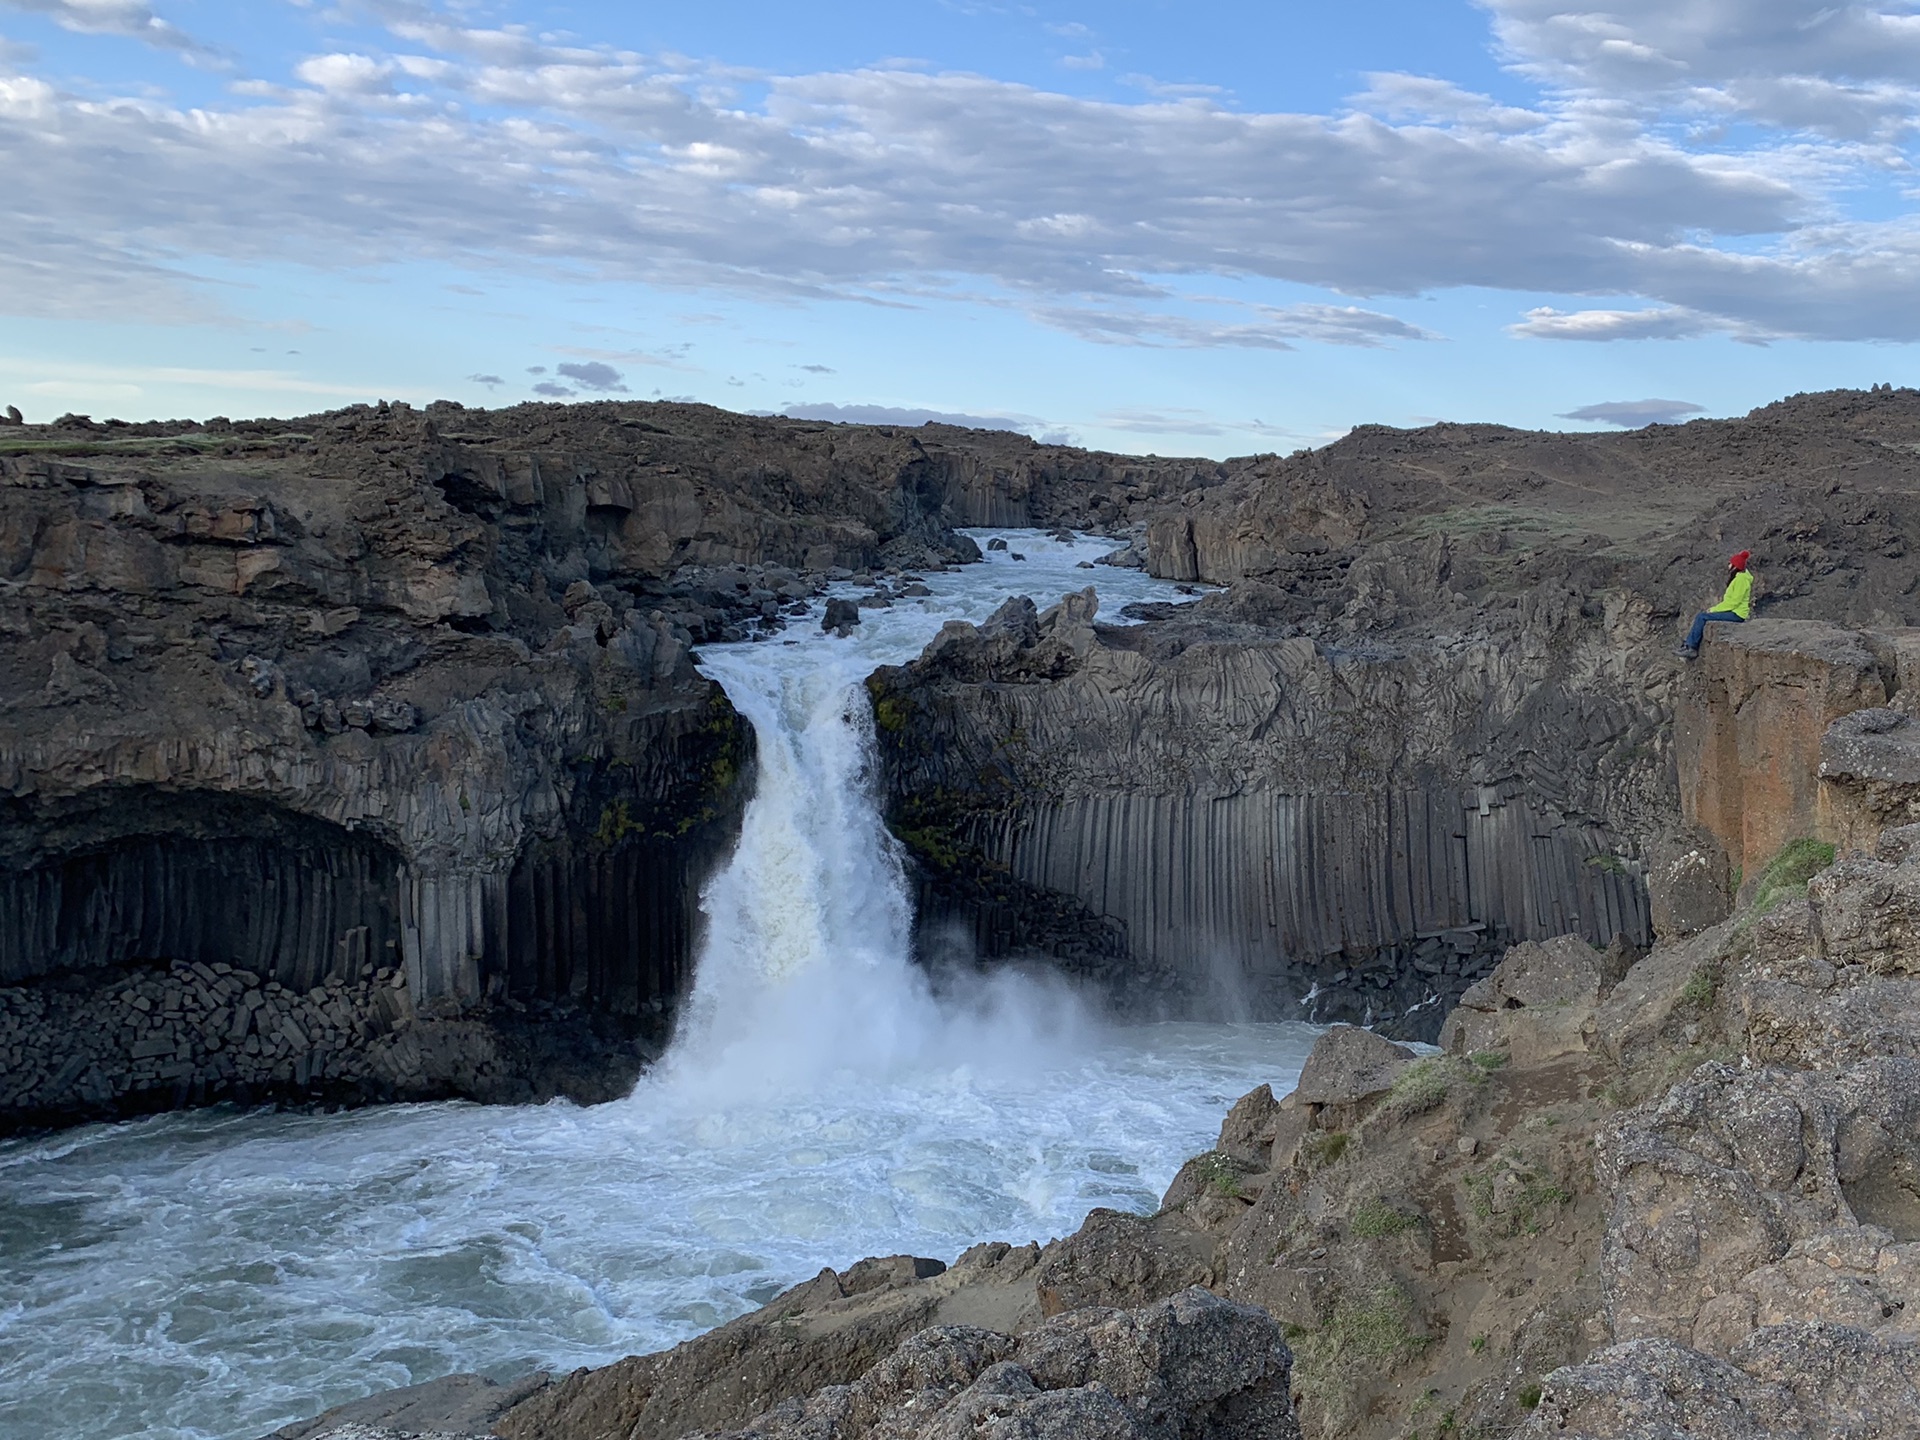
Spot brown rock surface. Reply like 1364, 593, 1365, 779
1676, 618, 1895, 881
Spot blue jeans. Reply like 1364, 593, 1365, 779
1686, 610, 1744, 650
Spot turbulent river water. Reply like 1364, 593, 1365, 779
0, 533, 1323, 1440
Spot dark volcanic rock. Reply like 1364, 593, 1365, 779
869, 389, 1920, 1036
0, 400, 1205, 1125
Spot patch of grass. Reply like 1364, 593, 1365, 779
1679, 966, 1718, 1010
1193, 1151, 1245, 1199
1585, 853, 1629, 875
1378, 1057, 1457, 1123
1465, 1161, 1575, 1236
1469, 1333, 1488, 1354
1749, 837, 1837, 917
1518, 1382, 1544, 1410
1301, 1131, 1351, 1172
1350, 1196, 1423, 1238
1318, 1282, 1433, 1365
1468, 1049, 1510, 1073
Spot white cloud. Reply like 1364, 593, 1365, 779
1041, 302, 1440, 349
294, 53, 394, 94
777, 402, 1044, 433
1483, 0, 1920, 137
0, 354, 401, 397
1510, 305, 1735, 340
1, 0, 203, 53
1100, 408, 1295, 439
1558, 398, 1706, 425
0, 3, 1918, 341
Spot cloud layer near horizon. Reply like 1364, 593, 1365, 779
2, 0, 1919, 343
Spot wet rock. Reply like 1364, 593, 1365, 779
822, 598, 861, 634
267, 1373, 549, 1440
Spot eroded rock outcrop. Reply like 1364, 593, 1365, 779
871, 390, 1920, 1037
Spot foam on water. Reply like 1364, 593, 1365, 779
0, 533, 1323, 1440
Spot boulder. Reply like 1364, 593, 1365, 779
1648, 836, 1734, 939
681, 1288, 1300, 1440
1032, 1209, 1212, 1317
822, 597, 861, 634
1440, 933, 1620, 1065
1290, 1025, 1414, 1108
266, 1373, 547, 1439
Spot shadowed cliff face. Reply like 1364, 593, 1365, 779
871, 389, 1920, 1037
0, 398, 1224, 1124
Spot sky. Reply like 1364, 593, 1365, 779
3, 2, 1920, 455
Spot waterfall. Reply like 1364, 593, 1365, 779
655, 533, 1193, 1099
660, 642, 941, 1091
0, 543, 1326, 1440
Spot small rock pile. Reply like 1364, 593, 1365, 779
0, 960, 415, 1122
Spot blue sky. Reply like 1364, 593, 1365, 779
3, 1, 1920, 454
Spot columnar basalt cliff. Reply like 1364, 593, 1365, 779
0, 401, 1209, 1128
872, 389, 1920, 1035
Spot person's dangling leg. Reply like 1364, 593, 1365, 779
1680, 610, 1742, 656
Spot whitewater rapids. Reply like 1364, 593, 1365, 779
0, 533, 1322, 1440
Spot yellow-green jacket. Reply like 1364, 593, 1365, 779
1718, 570, 1753, 619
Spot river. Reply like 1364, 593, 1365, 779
0, 532, 1321, 1440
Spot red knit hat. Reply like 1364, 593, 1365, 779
1729, 550, 1751, 571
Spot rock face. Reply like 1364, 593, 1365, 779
678, 1289, 1300, 1440
0, 400, 1209, 1127
871, 580, 1657, 1037
871, 389, 1920, 1037
1676, 618, 1904, 880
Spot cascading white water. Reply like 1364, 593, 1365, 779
0, 533, 1325, 1440
660, 532, 1148, 1099
662, 651, 931, 1090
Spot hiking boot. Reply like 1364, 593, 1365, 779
1674, 645, 1698, 658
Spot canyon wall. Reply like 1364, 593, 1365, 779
872, 584, 1658, 1033
876, 389, 1920, 1035
6, 400, 1210, 1125
9, 389, 1920, 1117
